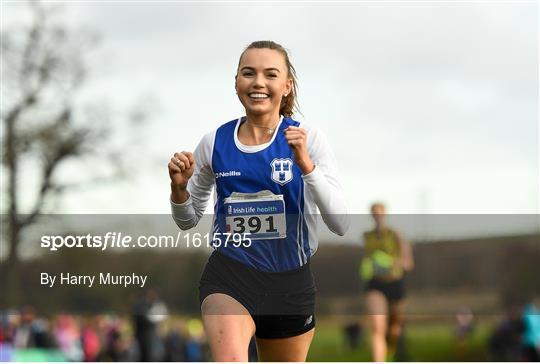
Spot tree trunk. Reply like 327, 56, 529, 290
1, 223, 22, 307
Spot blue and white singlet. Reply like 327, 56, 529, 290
172, 116, 349, 272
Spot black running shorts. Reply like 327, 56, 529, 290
199, 250, 316, 339
364, 278, 406, 303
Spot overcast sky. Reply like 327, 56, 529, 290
2, 1, 539, 240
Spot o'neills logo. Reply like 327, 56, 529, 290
215, 170, 242, 179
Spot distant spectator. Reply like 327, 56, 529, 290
344, 322, 363, 350
489, 304, 524, 361
104, 316, 122, 361
13, 306, 54, 349
522, 298, 540, 361
54, 314, 83, 361
132, 289, 168, 361
455, 306, 475, 340
81, 317, 101, 361
184, 318, 206, 361
164, 323, 187, 362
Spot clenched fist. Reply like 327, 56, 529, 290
168, 151, 195, 203
284, 126, 314, 175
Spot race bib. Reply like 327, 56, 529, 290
224, 190, 286, 240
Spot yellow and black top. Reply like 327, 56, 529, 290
360, 228, 403, 282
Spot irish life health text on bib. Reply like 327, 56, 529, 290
224, 191, 287, 240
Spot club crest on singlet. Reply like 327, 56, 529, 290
270, 158, 294, 185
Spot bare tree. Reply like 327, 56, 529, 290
1, 2, 143, 272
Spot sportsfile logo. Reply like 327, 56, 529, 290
215, 170, 241, 179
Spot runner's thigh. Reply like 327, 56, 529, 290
202, 293, 256, 362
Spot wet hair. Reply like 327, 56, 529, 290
237, 40, 300, 117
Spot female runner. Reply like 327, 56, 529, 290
361, 202, 414, 361
169, 40, 349, 361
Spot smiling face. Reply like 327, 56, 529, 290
235, 48, 292, 118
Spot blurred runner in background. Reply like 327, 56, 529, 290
361, 202, 414, 361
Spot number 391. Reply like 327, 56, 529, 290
231, 216, 278, 234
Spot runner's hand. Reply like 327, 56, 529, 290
284, 126, 314, 175
168, 151, 195, 189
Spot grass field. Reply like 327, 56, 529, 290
308, 318, 492, 362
